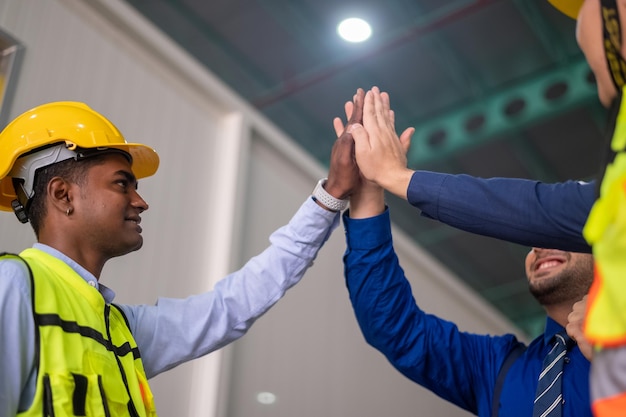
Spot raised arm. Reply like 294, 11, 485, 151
351, 87, 594, 253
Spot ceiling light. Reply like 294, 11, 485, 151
256, 391, 277, 405
337, 18, 372, 43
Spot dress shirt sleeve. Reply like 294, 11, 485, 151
0, 258, 36, 417
119, 197, 340, 378
407, 171, 595, 253
342, 209, 519, 414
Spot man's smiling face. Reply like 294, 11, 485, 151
525, 248, 594, 306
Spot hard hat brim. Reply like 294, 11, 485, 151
0, 142, 159, 212
105, 142, 160, 180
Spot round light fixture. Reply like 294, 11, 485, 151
337, 18, 372, 43
256, 391, 277, 405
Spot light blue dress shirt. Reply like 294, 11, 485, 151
0, 197, 339, 416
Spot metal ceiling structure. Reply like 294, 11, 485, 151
125, 0, 605, 337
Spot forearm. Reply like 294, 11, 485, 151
408, 171, 594, 252
342, 210, 495, 411
377, 167, 415, 201
128, 198, 340, 378
348, 183, 385, 219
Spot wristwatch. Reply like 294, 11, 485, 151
312, 178, 349, 212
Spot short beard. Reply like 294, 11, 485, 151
528, 256, 593, 306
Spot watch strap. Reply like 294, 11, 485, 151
312, 178, 349, 212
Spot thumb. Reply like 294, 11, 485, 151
350, 124, 371, 159
349, 123, 366, 141
333, 117, 345, 137
399, 127, 415, 154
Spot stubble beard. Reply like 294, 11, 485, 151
528, 257, 593, 307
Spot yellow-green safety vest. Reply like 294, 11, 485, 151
6, 248, 157, 417
581, 85, 626, 417
583, 92, 626, 348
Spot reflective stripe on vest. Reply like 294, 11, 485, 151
590, 347, 626, 417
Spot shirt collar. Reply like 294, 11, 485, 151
32, 243, 116, 303
542, 316, 565, 346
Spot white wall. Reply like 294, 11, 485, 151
0, 1, 239, 415
0, 1, 524, 416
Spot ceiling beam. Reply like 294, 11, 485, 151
407, 57, 598, 167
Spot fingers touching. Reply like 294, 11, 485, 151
329, 86, 415, 201
326, 89, 365, 199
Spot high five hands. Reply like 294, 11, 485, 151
351, 87, 415, 195
331, 86, 415, 203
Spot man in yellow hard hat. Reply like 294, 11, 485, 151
346, 1, 626, 415
0, 93, 364, 416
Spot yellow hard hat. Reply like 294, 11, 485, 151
548, 0, 584, 19
0, 101, 159, 212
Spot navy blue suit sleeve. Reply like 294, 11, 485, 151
342, 209, 518, 415
407, 171, 594, 253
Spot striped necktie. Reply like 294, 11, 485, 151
532, 331, 575, 417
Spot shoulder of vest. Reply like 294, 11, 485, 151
111, 303, 132, 330
0, 252, 35, 307
0, 251, 23, 259
0, 252, 33, 278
